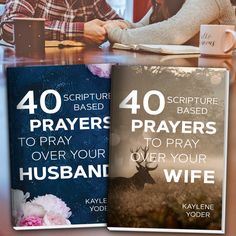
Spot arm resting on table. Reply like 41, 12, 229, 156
107, 0, 221, 45
0, 0, 85, 43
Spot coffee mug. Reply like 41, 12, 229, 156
200, 24, 236, 57
0, 17, 45, 58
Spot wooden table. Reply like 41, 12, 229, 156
1, 45, 235, 80
0, 45, 235, 236
0, 45, 233, 67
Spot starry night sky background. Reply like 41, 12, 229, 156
7, 64, 110, 225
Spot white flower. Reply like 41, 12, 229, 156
11, 189, 30, 219
43, 212, 71, 226
31, 194, 71, 218
87, 64, 112, 78
22, 202, 46, 218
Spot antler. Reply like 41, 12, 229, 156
131, 147, 143, 166
130, 147, 140, 154
145, 162, 158, 171
141, 146, 149, 159
141, 146, 158, 171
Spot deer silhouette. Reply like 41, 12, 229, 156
109, 146, 158, 191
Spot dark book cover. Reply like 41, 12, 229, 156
7, 64, 111, 230
107, 65, 229, 234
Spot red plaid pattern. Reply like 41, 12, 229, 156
1, 0, 121, 42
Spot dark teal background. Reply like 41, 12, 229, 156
7, 65, 110, 225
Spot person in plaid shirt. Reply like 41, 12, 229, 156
1, 0, 122, 44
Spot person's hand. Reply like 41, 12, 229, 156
84, 19, 107, 44
104, 20, 129, 32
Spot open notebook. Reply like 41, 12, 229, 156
112, 43, 200, 55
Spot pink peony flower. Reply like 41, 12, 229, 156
31, 194, 71, 218
87, 64, 112, 78
43, 212, 71, 226
22, 202, 45, 218
18, 216, 43, 227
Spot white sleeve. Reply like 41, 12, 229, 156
107, 0, 220, 45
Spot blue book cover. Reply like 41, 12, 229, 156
7, 64, 111, 230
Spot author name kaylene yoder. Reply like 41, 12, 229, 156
182, 203, 215, 218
